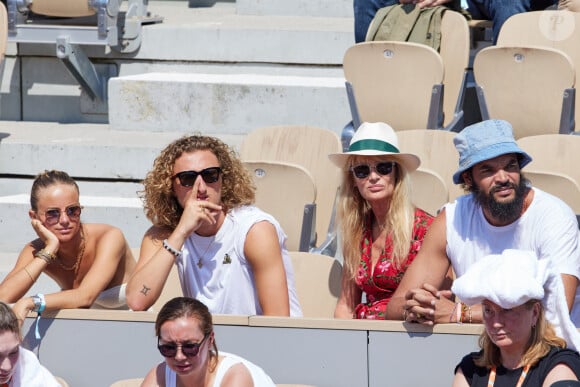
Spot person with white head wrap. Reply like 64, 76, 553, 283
451, 249, 580, 387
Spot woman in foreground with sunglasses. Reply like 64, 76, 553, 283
329, 122, 435, 319
142, 297, 275, 387
126, 135, 301, 316
0, 170, 136, 322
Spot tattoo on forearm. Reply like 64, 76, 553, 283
140, 285, 151, 295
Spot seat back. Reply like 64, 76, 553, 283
343, 41, 444, 130
410, 168, 448, 216
439, 10, 470, 130
30, 0, 96, 17
240, 126, 342, 252
243, 160, 317, 251
523, 171, 580, 214
109, 378, 144, 387
474, 45, 575, 138
518, 134, 580, 213
497, 10, 580, 129
289, 251, 342, 318
131, 248, 182, 312
396, 129, 463, 202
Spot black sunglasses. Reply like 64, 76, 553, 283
172, 167, 222, 187
157, 334, 209, 358
41, 205, 82, 225
351, 162, 396, 179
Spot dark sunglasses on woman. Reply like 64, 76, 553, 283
172, 167, 222, 187
351, 161, 396, 179
157, 334, 209, 358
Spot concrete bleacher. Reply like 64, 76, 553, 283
0, 0, 354, 290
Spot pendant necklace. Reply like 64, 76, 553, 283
56, 225, 86, 274
195, 237, 215, 269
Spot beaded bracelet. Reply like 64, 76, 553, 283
34, 249, 57, 264
162, 239, 182, 258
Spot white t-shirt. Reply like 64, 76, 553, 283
445, 188, 580, 324
164, 352, 276, 387
176, 205, 302, 316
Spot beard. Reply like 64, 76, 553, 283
473, 176, 529, 224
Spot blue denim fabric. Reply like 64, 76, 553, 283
354, 0, 398, 42
466, 0, 557, 43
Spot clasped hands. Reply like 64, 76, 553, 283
403, 283, 455, 325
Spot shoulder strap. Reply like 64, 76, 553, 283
407, 6, 447, 51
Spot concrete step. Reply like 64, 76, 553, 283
108, 72, 351, 134
0, 121, 245, 178
236, 0, 353, 18
15, 2, 353, 65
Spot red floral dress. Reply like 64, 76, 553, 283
354, 208, 433, 319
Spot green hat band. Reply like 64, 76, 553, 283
349, 139, 399, 154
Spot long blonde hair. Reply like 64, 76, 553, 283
337, 156, 416, 279
475, 300, 566, 369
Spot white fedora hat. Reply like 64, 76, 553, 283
329, 122, 420, 172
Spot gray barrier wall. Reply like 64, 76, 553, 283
22, 310, 482, 387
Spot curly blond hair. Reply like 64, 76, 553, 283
141, 135, 255, 229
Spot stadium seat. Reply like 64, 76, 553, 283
346, 10, 470, 132
397, 129, 464, 202
518, 134, 580, 214
343, 41, 444, 131
243, 160, 317, 252
497, 10, 580, 135
474, 45, 575, 139
7, 0, 154, 102
410, 168, 449, 216
240, 125, 342, 256
288, 251, 342, 318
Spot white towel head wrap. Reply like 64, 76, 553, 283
451, 249, 580, 351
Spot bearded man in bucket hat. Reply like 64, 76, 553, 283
383, 119, 580, 326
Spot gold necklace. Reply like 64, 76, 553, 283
56, 225, 86, 274
195, 237, 215, 269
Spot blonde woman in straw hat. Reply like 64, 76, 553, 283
330, 122, 438, 319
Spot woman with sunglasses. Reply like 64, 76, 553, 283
126, 135, 301, 316
329, 122, 436, 319
142, 297, 275, 387
0, 170, 136, 322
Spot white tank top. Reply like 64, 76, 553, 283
164, 352, 276, 387
176, 205, 302, 316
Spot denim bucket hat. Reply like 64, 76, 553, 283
328, 122, 420, 172
452, 119, 532, 184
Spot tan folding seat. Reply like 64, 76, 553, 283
397, 129, 464, 203
497, 10, 580, 136
518, 134, 580, 214
240, 125, 342, 255
243, 161, 317, 252
288, 251, 342, 318
410, 168, 449, 216
346, 10, 470, 132
474, 45, 575, 139
343, 41, 445, 131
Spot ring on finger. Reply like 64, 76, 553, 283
416, 313, 423, 319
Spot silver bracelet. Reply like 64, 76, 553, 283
162, 239, 182, 258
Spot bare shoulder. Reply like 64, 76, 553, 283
143, 225, 172, 243
141, 362, 166, 387
84, 223, 124, 239
221, 361, 253, 387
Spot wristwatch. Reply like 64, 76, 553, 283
31, 294, 45, 314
